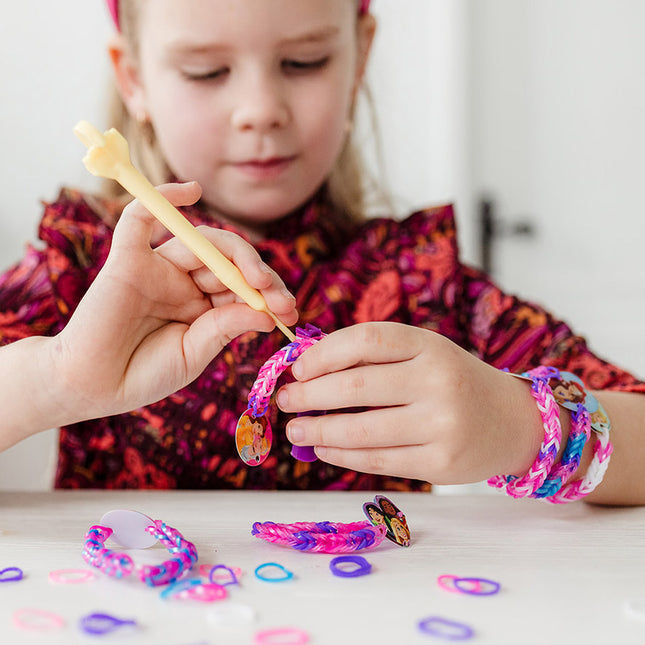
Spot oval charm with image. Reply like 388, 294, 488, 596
235, 410, 272, 466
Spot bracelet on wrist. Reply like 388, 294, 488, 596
488, 366, 612, 503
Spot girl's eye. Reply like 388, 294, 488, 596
282, 57, 330, 73
182, 67, 229, 82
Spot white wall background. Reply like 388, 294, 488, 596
0, 1, 642, 490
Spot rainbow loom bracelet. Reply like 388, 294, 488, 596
251, 520, 387, 553
487, 371, 562, 498
241, 324, 326, 463
531, 403, 591, 498
247, 324, 326, 417
82, 521, 198, 586
544, 426, 613, 503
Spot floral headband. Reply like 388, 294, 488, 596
106, 0, 371, 31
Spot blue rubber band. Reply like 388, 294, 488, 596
254, 562, 294, 583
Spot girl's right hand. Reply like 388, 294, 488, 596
51, 181, 298, 422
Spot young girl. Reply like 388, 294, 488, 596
1, 0, 643, 503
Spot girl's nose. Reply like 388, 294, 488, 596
230, 76, 289, 133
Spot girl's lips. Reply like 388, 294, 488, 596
233, 156, 296, 180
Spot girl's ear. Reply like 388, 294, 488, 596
107, 34, 149, 121
354, 14, 377, 91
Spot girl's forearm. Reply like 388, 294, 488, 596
0, 336, 71, 452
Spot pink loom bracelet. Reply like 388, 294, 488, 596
251, 520, 387, 553
247, 325, 326, 417
488, 372, 562, 498
82, 521, 198, 586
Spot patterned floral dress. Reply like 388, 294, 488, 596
1, 189, 643, 490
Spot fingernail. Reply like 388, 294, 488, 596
276, 389, 288, 409
291, 361, 302, 379
281, 287, 296, 300
287, 423, 304, 443
315, 446, 327, 458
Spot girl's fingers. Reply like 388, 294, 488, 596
291, 323, 424, 381
278, 360, 417, 413
286, 405, 430, 450
113, 181, 202, 249
312, 444, 428, 481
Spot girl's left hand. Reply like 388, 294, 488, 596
277, 322, 540, 485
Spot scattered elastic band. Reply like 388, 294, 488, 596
13, 608, 66, 632
48, 569, 96, 584
417, 616, 475, 641
0, 567, 24, 582
437, 574, 500, 596
177, 582, 228, 603
329, 555, 372, 578
254, 562, 294, 583
79, 612, 137, 636
254, 626, 310, 645
208, 564, 239, 586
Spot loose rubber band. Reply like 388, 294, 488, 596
48, 569, 97, 584
329, 555, 372, 578
417, 616, 475, 641
177, 582, 228, 603
208, 564, 239, 586
254, 562, 294, 583
453, 576, 501, 596
254, 626, 310, 644
79, 613, 137, 635
437, 574, 483, 595
0, 566, 24, 582
12, 608, 66, 632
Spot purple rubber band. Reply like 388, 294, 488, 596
0, 567, 24, 582
452, 576, 501, 596
79, 612, 137, 635
329, 555, 372, 578
417, 616, 475, 641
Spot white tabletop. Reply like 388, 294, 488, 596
1, 490, 644, 644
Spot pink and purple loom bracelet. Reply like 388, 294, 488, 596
82, 520, 198, 586
251, 520, 387, 553
236, 324, 326, 466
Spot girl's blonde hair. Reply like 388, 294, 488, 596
104, 0, 376, 224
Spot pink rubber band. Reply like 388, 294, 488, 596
13, 608, 66, 632
254, 627, 310, 645
48, 569, 97, 584
437, 574, 483, 595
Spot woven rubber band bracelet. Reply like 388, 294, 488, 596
531, 403, 591, 498
488, 371, 562, 498
251, 520, 387, 553
247, 324, 325, 416
237, 324, 326, 464
82, 521, 198, 586
544, 425, 613, 503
